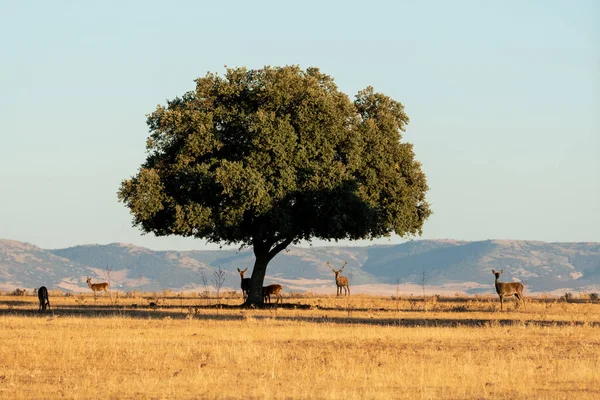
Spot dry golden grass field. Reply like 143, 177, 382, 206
0, 291, 598, 399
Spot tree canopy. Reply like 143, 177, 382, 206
118, 65, 431, 305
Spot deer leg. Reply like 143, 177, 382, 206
500, 295, 503, 311
515, 293, 525, 309
519, 295, 524, 309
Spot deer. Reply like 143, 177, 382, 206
86, 277, 110, 296
38, 286, 50, 313
263, 284, 283, 304
327, 261, 350, 296
492, 269, 526, 310
237, 268, 250, 299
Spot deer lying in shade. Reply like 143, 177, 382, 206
492, 269, 526, 310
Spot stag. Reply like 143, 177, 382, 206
327, 261, 350, 296
86, 277, 110, 296
237, 268, 251, 299
38, 286, 50, 313
263, 284, 283, 304
492, 269, 526, 310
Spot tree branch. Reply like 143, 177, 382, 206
267, 236, 294, 261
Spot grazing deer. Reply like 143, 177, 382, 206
86, 277, 110, 296
263, 284, 283, 304
492, 269, 526, 310
327, 261, 350, 296
38, 286, 50, 313
237, 268, 250, 299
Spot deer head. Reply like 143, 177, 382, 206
327, 261, 347, 275
237, 268, 248, 278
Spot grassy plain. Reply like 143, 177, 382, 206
0, 292, 598, 399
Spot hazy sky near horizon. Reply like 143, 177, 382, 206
1, 1, 598, 251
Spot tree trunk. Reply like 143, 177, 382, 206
244, 253, 269, 307
242, 236, 294, 307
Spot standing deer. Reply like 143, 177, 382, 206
492, 269, 526, 310
237, 268, 250, 299
38, 286, 50, 313
263, 284, 283, 304
86, 277, 110, 296
327, 261, 350, 296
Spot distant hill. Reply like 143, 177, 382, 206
0, 238, 598, 295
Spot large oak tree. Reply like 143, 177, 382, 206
118, 66, 431, 305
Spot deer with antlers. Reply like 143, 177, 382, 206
492, 269, 526, 310
327, 261, 350, 296
263, 284, 283, 304
86, 277, 110, 296
237, 268, 251, 299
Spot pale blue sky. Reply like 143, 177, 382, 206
1, 0, 598, 250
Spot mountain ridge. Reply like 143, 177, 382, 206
1, 238, 598, 295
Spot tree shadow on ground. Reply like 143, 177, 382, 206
1, 303, 597, 328
0, 300, 30, 307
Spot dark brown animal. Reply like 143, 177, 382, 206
237, 268, 250, 299
38, 286, 50, 312
263, 284, 283, 304
327, 261, 350, 296
492, 269, 526, 310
